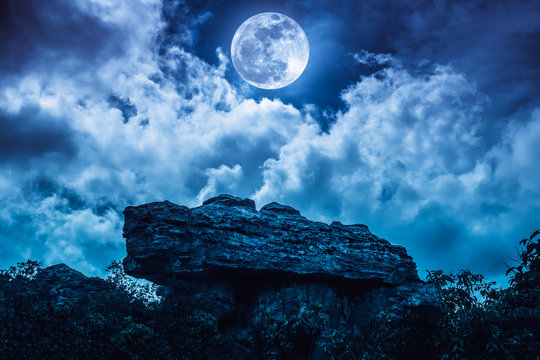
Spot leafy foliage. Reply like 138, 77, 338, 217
0, 259, 41, 280
106, 260, 160, 308
506, 229, 540, 288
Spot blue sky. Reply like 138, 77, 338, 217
0, 0, 539, 283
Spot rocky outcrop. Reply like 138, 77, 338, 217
36, 264, 111, 307
124, 194, 420, 285
123, 194, 440, 358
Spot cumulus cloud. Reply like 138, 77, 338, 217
253, 53, 539, 278
0, 0, 306, 274
197, 164, 243, 203
255, 58, 487, 216
0, 107, 77, 163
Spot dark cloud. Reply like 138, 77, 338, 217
0, 0, 125, 75
23, 176, 86, 212
158, 0, 214, 51
391, 0, 540, 117
0, 107, 76, 162
107, 95, 138, 124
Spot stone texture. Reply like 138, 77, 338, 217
123, 194, 419, 285
122, 194, 440, 358
35, 264, 111, 309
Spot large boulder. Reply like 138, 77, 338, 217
123, 194, 440, 358
36, 264, 111, 305
123, 194, 419, 285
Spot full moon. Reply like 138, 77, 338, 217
231, 12, 309, 90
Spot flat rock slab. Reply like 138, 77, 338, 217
123, 194, 420, 285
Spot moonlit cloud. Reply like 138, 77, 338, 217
258, 60, 483, 219
0, 0, 538, 283
252, 54, 540, 279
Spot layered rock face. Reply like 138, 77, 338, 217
123, 194, 439, 358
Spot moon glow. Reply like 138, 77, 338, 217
231, 12, 309, 90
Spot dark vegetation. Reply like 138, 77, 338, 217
1, 231, 538, 359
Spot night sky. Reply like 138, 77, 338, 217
1, 0, 539, 283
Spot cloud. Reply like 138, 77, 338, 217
0, 0, 127, 77
0, 107, 77, 163
0, 0, 538, 285
0, 0, 308, 274
253, 53, 539, 278
203, 0, 540, 116
353, 50, 395, 67
197, 164, 243, 203
489, 109, 540, 194
389, 0, 540, 116
255, 57, 487, 216
107, 95, 138, 124
0, 177, 123, 274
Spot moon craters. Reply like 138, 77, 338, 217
231, 12, 309, 89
